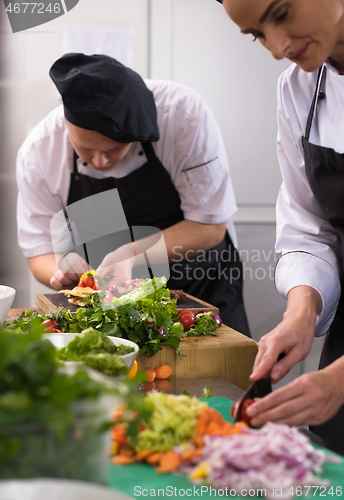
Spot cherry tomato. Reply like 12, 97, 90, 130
78, 280, 85, 288
83, 275, 94, 288
241, 399, 255, 425
177, 309, 195, 332
230, 399, 255, 425
230, 400, 239, 418
41, 318, 60, 333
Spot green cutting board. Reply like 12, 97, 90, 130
109, 397, 344, 499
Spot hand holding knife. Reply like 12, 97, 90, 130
232, 353, 286, 424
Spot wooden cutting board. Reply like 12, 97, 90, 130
35, 292, 219, 315
34, 294, 256, 390
137, 326, 257, 391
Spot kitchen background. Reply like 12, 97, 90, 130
0, 0, 324, 386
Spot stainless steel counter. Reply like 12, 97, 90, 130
167, 376, 244, 401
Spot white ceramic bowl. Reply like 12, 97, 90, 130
45, 332, 139, 374
0, 285, 16, 325
0, 478, 132, 500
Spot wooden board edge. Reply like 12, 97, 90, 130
35, 293, 60, 314
182, 293, 219, 314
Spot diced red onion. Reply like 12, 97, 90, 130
189, 422, 340, 499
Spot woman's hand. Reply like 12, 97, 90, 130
246, 360, 344, 428
250, 286, 322, 384
50, 252, 89, 290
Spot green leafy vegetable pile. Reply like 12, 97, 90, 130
133, 392, 207, 453
8, 278, 184, 357
56, 328, 132, 377
6, 278, 219, 358
187, 313, 218, 337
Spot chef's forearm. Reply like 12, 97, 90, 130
28, 254, 57, 288
162, 220, 227, 261
284, 285, 323, 325
97, 220, 227, 274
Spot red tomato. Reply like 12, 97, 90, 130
177, 309, 195, 332
83, 275, 94, 288
230, 400, 239, 418
241, 399, 255, 425
230, 399, 255, 424
78, 280, 85, 287
41, 318, 60, 333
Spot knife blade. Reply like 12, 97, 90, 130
232, 378, 272, 423
233, 352, 285, 423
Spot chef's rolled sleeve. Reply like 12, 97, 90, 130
275, 251, 341, 337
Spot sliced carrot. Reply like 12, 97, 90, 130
205, 421, 223, 435
196, 415, 208, 436
220, 422, 234, 435
118, 447, 136, 457
232, 421, 249, 433
192, 435, 204, 448
143, 367, 156, 383
112, 455, 136, 465
146, 452, 163, 465
135, 449, 154, 462
200, 408, 212, 424
155, 466, 171, 474
158, 451, 181, 472
207, 408, 224, 424
155, 365, 172, 380
181, 448, 203, 462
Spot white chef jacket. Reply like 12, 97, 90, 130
275, 62, 344, 337
17, 79, 237, 260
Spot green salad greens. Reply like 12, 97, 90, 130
133, 392, 207, 453
56, 328, 132, 377
6, 278, 219, 358
187, 312, 218, 337
7, 278, 184, 357
57, 328, 133, 360
84, 352, 128, 377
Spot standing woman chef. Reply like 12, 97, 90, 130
217, 0, 344, 448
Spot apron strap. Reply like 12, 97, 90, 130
73, 150, 79, 173
141, 141, 157, 161
304, 65, 327, 142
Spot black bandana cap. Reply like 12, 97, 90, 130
49, 53, 160, 143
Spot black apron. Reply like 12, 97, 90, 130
67, 141, 251, 337
302, 65, 344, 450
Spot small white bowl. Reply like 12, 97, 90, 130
45, 332, 139, 372
0, 285, 16, 325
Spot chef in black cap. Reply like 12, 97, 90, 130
16, 53, 250, 336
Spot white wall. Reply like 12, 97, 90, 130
0, 0, 150, 306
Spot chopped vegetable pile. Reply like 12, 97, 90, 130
111, 394, 341, 498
